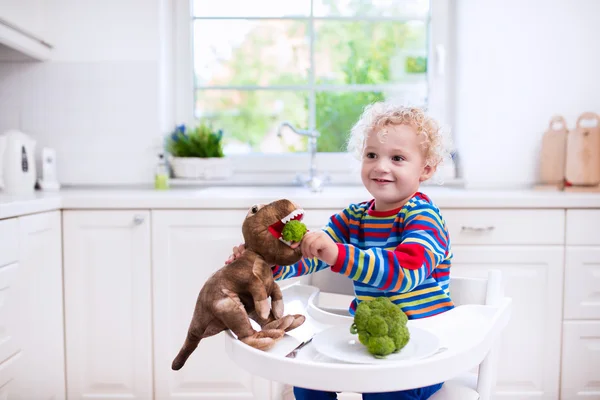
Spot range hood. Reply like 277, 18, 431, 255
0, 17, 51, 61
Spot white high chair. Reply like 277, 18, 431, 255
225, 270, 510, 400
305, 269, 506, 400
427, 271, 504, 400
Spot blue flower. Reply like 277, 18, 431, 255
170, 124, 188, 142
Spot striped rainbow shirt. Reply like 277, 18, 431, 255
273, 192, 454, 319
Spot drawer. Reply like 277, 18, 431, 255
566, 210, 600, 245
442, 209, 565, 245
0, 263, 21, 365
0, 218, 18, 267
563, 247, 600, 319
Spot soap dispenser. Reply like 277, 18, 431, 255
154, 152, 170, 190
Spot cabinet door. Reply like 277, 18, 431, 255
561, 321, 600, 399
63, 211, 152, 400
0, 217, 20, 400
0, 218, 20, 368
10, 211, 65, 400
451, 246, 563, 400
152, 210, 259, 400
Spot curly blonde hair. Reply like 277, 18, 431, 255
347, 102, 448, 170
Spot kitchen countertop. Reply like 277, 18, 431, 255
1, 185, 600, 220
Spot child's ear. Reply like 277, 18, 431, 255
419, 164, 435, 182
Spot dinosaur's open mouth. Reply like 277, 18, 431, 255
268, 208, 305, 246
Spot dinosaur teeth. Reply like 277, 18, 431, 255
281, 208, 305, 224
278, 237, 293, 246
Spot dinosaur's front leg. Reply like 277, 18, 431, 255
248, 276, 271, 321
259, 283, 306, 332
269, 281, 285, 319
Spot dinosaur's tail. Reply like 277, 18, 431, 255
171, 330, 202, 370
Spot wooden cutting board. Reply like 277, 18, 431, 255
565, 112, 600, 187
539, 115, 568, 185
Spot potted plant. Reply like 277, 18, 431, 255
166, 122, 233, 180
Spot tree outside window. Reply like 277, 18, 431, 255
192, 0, 430, 155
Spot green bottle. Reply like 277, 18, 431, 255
154, 153, 170, 190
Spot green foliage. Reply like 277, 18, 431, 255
199, 90, 307, 150
315, 91, 384, 152
281, 220, 308, 243
350, 297, 410, 358
167, 123, 225, 158
196, 0, 428, 153
406, 56, 427, 74
314, 20, 421, 152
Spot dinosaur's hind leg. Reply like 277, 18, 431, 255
172, 314, 213, 370
217, 289, 285, 350
250, 310, 306, 333
262, 314, 306, 332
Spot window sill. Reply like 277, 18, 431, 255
169, 173, 464, 189
167, 151, 460, 189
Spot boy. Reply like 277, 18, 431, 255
228, 102, 454, 399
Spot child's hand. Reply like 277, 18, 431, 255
225, 243, 245, 264
300, 231, 339, 265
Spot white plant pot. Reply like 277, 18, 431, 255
170, 157, 233, 180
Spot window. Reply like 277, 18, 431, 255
174, 0, 452, 183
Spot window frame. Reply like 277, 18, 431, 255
173, 0, 454, 186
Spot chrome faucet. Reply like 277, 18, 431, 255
277, 121, 329, 192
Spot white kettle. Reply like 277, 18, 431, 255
0, 130, 37, 194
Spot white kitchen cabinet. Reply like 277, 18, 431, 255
0, 217, 18, 266
439, 208, 565, 398
565, 210, 600, 246
0, 0, 48, 39
152, 209, 259, 400
2, 199, 591, 400
0, 217, 21, 399
561, 210, 600, 399
0, 0, 52, 60
563, 247, 600, 320
12, 211, 65, 400
62, 210, 152, 400
560, 321, 600, 399
443, 209, 565, 245
451, 245, 564, 400
0, 211, 65, 400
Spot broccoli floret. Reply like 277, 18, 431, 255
281, 220, 307, 243
349, 297, 410, 358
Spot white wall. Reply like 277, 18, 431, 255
0, 0, 598, 187
453, 0, 600, 189
0, 0, 174, 185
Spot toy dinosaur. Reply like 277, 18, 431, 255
172, 199, 308, 371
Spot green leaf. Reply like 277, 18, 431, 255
166, 122, 225, 158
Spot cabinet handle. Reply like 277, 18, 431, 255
133, 215, 145, 225
461, 226, 495, 233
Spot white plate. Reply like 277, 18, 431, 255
312, 324, 440, 364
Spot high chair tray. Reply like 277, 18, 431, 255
224, 283, 512, 393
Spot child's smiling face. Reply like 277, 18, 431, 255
360, 124, 434, 211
